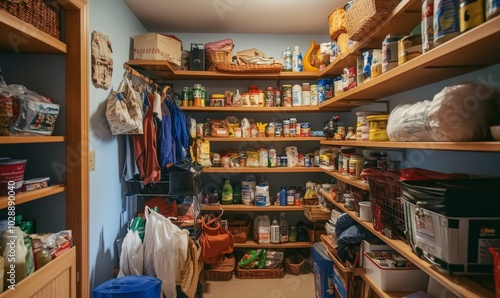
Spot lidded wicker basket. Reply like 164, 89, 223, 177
345, 0, 400, 41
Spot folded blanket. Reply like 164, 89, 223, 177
204, 39, 233, 52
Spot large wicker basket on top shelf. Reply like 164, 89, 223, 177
214, 62, 283, 73
345, 0, 400, 41
0, 0, 61, 39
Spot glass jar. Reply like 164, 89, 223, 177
348, 154, 365, 180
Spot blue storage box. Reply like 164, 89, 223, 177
312, 242, 335, 298
92, 276, 162, 298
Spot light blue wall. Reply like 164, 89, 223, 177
88, 0, 147, 292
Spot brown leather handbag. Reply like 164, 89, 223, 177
200, 213, 234, 264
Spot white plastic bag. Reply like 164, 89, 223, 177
143, 206, 189, 298
387, 82, 499, 141
118, 229, 143, 277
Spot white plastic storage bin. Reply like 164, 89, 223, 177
364, 252, 429, 292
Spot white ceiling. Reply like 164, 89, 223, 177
123, 0, 349, 34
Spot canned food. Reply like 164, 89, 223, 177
274, 89, 282, 106
282, 84, 292, 107
280, 154, 288, 167
300, 122, 311, 137
282, 119, 291, 137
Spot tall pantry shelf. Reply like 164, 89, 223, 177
323, 194, 495, 298
0, 0, 89, 297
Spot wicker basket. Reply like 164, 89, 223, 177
236, 265, 284, 279
206, 49, 233, 70
345, 0, 400, 41
0, 0, 61, 40
285, 255, 305, 275
214, 62, 283, 73
204, 255, 235, 281
328, 7, 347, 40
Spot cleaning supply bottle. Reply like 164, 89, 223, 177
292, 46, 303, 72
279, 212, 289, 243
221, 179, 233, 205
270, 218, 280, 244
279, 185, 287, 206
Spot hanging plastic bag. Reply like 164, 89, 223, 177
105, 74, 143, 135
117, 228, 144, 277
143, 206, 189, 298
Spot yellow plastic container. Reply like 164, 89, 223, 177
367, 115, 389, 141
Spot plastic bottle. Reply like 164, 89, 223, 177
270, 218, 280, 244
268, 146, 277, 168
2, 227, 30, 288
279, 185, 287, 206
221, 179, 233, 205
283, 47, 293, 72
292, 46, 303, 72
279, 212, 289, 243
292, 84, 302, 106
255, 183, 270, 206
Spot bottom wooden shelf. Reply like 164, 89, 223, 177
0, 246, 76, 298
357, 268, 416, 298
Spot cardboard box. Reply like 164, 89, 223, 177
133, 33, 181, 66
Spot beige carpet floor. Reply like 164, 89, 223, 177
202, 273, 316, 298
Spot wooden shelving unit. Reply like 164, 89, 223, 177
0, 1, 89, 297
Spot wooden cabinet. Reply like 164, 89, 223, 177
0, 1, 89, 297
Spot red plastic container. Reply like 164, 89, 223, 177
490, 247, 500, 298
0, 159, 27, 196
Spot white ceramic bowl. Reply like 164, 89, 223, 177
490, 125, 500, 141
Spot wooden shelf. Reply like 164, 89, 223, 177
356, 269, 416, 298
320, 15, 500, 110
0, 136, 66, 144
326, 198, 495, 298
180, 106, 320, 112
202, 204, 305, 212
0, 10, 66, 54
205, 136, 323, 142
0, 184, 66, 209
125, 60, 320, 82
202, 167, 323, 173
234, 240, 312, 249
322, 170, 369, 191
320, 139, 500, 152
0, 246, 76, 298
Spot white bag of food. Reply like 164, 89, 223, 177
387, 82, 499, 142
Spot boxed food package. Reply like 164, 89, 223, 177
133, 33, 182, 66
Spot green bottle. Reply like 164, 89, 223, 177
221, 179, 233, 205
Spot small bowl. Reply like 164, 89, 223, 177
491, 125, 500, 141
